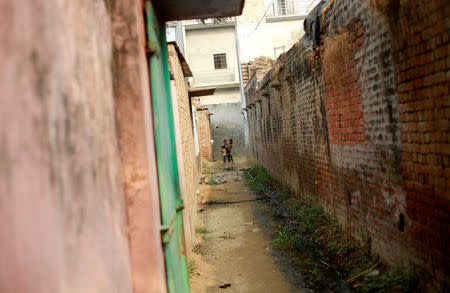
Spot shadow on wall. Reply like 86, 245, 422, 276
206, 102, 246, 159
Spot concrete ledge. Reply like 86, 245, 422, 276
184, 22, 236, 31
266, 14, 306, 23
193, 82, 240, 89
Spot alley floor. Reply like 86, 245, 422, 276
189, 160, 305, 293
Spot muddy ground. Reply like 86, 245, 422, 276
189, 160, 348, 293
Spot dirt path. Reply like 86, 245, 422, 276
189, 161, 307, 293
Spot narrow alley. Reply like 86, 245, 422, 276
190, 161, 300, 293
1, 0, 449, 293
189, 161, 352, 293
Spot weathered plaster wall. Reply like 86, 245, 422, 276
0, 1, 133, 292
207, 102, 247, 158
245, 0, 449, 289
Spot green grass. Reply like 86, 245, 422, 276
195, 226, 208, 234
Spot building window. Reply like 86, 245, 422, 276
213, 53, 227, 69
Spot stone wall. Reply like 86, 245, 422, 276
244, 0, 449, 289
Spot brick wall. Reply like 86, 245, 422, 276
168, 44, 201, 254
196, 107, 214, 161
244, 0, 449, 289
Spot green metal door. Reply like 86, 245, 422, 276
145, 2, 190, 292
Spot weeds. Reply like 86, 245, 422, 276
244, 166, 419, 292
207, 177, 219, 185
195, 226, 208, 234
272, 226, 295, 250
193, 243, 205, 255
188, 260, 200, 277
363, 266, 418, 293
205, 199, 226, 205
306, 268, 326, 290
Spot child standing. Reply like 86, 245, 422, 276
227, 138, 233, 162
221, 145, 227, 163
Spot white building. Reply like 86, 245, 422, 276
174, 19, 246, 158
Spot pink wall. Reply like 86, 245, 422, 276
0, 1, 144, 292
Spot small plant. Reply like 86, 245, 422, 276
193, 243, 205, 255
249, 165, 275, 187
306, 268, 326, 290
304, 257, 313, 265
188, 260, 200, 277
195, 226, 208, 234
272, 226, 295, 250
248, 179, 265, 194
207, 177, 219, 185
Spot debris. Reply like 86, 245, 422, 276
219, 283, 231, 289
241, 222, 254, 226
346, 260, 381, 284
218, 235, 235, 239
224, 165, 235, 171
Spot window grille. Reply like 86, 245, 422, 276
213, 53, 227, 69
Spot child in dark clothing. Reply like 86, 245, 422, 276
227, 138, 233, 162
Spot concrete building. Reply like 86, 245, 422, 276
175, 19, 246, 159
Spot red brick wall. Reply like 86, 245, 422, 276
390, 0, 450, 285
197, 109, 214, 161
244, 0, 449, 289
323, 22, 365, 145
